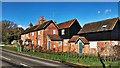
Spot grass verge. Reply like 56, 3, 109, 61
2, 45, 120, 67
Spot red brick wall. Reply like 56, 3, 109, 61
37, 30, 44, 47
44, 23, 59, 50
63, 39, 70, 52
70, 43, 78, 53
88, 41, 119, 56
70, 42, 90, 55
47, 35, 63, 52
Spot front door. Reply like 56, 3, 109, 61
48, 41, 50, 50
79, 42, 82, 54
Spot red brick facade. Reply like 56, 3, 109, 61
21, 21, 59, 52
47, 35, 63, 52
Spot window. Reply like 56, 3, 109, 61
58, 41, 62, 44
26, 34, 28, 37
38, 40, 40, 45
32, 41, 34, 44
38, 31, 40, 35
58, 41, 62, 46
90, 42, 97, 48
53, 30, 56, 34
64, 42, 67, 46
53, 45, 56, 48
61, 29, 65, 35
32, 32, 34, 36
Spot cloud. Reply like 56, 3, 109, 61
97, 11, 101, 14
104, 9, 111, 14
18, 25, 27, 29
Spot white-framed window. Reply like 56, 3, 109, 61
32, 41, 34, 44
64, 42, 67, 46
58, 41, 62, 44
38, 40, 40, 45
61, 29, 65, 35
32, 32, 34, 36
58, 41, 62, 46
53, 45, 56, 48
38, 31, 40, 35
53, 30, 56, 34
26, 34, 28, 37
90, 42, 97, 48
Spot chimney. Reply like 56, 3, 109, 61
39, 16, 45, 24
29, 22, 33, 28
36, 16, 46, 25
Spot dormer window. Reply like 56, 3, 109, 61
102, 25, 107, 28
61, 29, 65, 35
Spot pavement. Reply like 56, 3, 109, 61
0, 48, 89, 68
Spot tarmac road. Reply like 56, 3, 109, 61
1, 48, 74, 68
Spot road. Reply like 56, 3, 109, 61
0, 48, 74, 68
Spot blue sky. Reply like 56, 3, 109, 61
2, 2, 118, 29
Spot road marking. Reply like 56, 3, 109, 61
20, 63, 33, 68
0, 56, 11, 60
20, 63, 28, 66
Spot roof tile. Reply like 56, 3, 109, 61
47, 34, 63, 41
57, 18, 76, 29
79, 17, 119, 34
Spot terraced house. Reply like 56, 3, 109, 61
21, 17, 82, 52
21, 17, 120, 56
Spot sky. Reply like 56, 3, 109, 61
2, 2, 118, 29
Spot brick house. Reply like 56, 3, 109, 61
57, 18, 82, 52
34, 20, 60, 51
78, 17, 120, 56
21, 17, 60, 52
69, 35, 89, 55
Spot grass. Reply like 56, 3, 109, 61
2, 45, 120, 67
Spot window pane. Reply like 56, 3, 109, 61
38, 40, 40, 45
38, 31, 40, 35
32, 32, 34, 36
53, 30, 56, 34
61, 29, 65, 35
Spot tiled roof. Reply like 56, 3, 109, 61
23, 25, 38, 34
78, 17, 119, 34
34, 20, 52, 31
79, 36, 89, 44
69, 35, 79, 42
57, 18, 77, 29
69, 35, 89, 44
47, 34, 63, 41
34, 20, 59, 31
22, 20, 58, 34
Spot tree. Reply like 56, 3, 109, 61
1, 20, 24, 44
